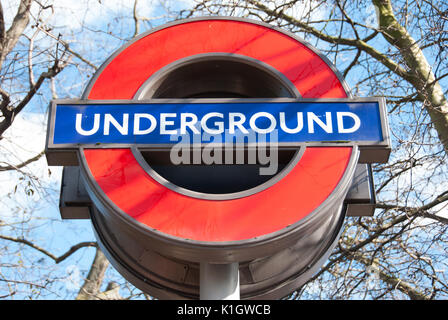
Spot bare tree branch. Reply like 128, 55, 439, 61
0, 54, 70, 138
245, 0, 415, 82
0, 234, 97, 264
352, 253, 430, 300
133, 0, 140, 38
34, 24, 97, 70
0, 149, 45, 171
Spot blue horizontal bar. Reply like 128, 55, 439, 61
52, 100, 384, 146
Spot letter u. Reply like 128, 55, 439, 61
75, 113, 100, 136
280, 112, 303, 133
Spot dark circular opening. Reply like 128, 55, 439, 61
136, 55, 299, 194
148, 58, 295, 98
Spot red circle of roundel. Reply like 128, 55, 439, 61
82, 18, 352, 242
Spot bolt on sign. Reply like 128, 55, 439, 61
46, 17, 390, 299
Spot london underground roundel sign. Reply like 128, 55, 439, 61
46, 17, 390, 299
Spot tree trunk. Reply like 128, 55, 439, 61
372, 0, 448, 153
76, 247, 110, 300
0, 0, 32, 70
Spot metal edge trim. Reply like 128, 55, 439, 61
77, 145, 359, 256
130, 145, 306, 201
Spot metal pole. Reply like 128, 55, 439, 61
200, 262, 240, 300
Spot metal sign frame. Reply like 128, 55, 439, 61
46, 97, 390, 166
